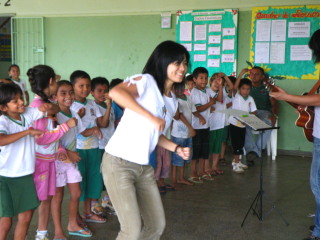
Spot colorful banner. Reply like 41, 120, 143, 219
250, 5, 320, 80
0, 34, 11, 61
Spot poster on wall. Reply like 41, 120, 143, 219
176, 9, 238, 76
250, 5, 320, 80
0, 17, 11, 62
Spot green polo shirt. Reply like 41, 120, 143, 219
250, 83, 272, 112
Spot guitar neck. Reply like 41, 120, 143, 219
267, 82, 299, 109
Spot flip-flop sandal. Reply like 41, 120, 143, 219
188, 176, 203, 184
83, 213, 106, 223
159, 186, 166, 195
201, 174, 214, 181
165, 184, 176, 191
212, 170, 224, 176
69, 228, 92, 238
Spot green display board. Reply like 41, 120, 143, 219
250, 5, 320, 80
176, 9, 238, 76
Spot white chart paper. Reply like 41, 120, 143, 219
221, 54, 234, 63
209, 24, 221, 32
271, 20, 286, 41
194, 24, 207, 41
208, 35, 221, 44
223, 27, 235, 36
181, 43, 192, 51
208, 59, 220, 68
270, 42, 285, 64
222, 39, 235, 51
288, 22, 310, 38
256, 20, 271, 41
255, 42, 270, 64
180, 21, 192, 41
194, 54, 206, 62
194, 44, 206, 51
290, 45, 312, 61
208, 47, 220, 55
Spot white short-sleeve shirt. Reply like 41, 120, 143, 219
105, 74, 165, 165
163, 92, 178, 136
94, 102, 116, 150
0, 108, 44, 177
56, 110, 85, 151
71, 99, 102, 149
171, 95, 196, 138
191, 87, 211, 129
313, 106, 320, 139
229, 92, 257, 128
208, 87, 229, 131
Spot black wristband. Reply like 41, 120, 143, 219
174, 145, 181, 153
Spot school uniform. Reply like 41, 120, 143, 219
0, 107, 44, 217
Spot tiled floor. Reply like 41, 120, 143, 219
9, 154, 315, 239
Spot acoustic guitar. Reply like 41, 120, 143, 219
264, 78, 314, 142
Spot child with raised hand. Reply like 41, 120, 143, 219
189, 67, 216, 183
208, 73, 233, 176
70, 70, 106, 224
52, 80, 94, 239
171, 80, 196, 186
229, 77, 257, 173
28, 65, 77, 240
8, 64, 30, 106
91, 77, 116, 213
0, 83, 56, 240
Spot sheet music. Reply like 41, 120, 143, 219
235, 114, 271, 130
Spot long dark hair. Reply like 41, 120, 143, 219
309, 29, 320, 63
27, 65, 56, 103
142, 41, 190, 95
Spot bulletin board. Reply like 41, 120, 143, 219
250, 5, 320, 80
176, 9, 238, 76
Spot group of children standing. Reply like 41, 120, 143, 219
159, 66, 257, 194
0, 61, 258, 239
0, 65, 119, 240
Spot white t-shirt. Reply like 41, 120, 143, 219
313, 106, 320, 139
163, 92, 178, 136
12, 78, 27, 101
208, 87, 229, 131
94, 102, 115, 149
71, 99, 102, 149
229, 92, 257, 128
0, 108, 44, 177
105, 74, 166, 165
56, 110, 85, 151
171, 95, 196, 138
191, 87, 211, 129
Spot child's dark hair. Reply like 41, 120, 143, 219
0, 83, 23, 108
110, 78, 123, 90
193, 67, 208, 79
57, 80, 73, 90
228, 76, 237, 84
239, 78, 252, 88
174, 79, 186, 92
309, 29, 320, 63
91, 77, 109, 91
70, 70, 91, 85
143, 40, 190, 95
185, 74, 193, 82
8, 64, 20, 72
27, 65, 56, 103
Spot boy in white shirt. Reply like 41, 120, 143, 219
189, 67, 216, 183
229, 78, 257, 173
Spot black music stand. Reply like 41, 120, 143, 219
234, 116, 289, 227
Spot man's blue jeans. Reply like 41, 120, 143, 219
244, 110, 272, 157
311, 137, 320, 237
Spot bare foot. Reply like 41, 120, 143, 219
177, 179, 193, 185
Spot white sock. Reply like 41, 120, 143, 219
36, 230, 47, 236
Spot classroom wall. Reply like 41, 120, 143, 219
1, 0, 319, 152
